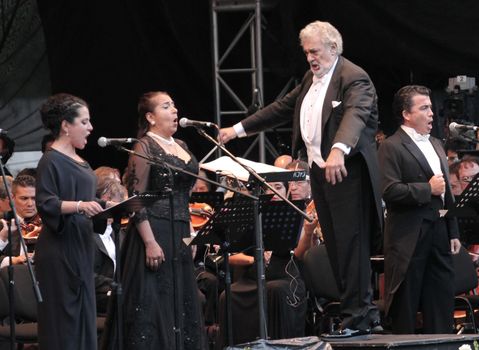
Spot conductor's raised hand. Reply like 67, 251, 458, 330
219, 127, 237, 144
145, 240, 165, 271
320, 148, 347, 185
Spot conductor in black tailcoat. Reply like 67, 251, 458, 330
378, 85, 461, 334
219, 20, 382, 334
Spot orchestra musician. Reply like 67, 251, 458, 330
218, 171, 310, 345
13, 175, 42, 240
0, 175, 39, 268
93, 178, 128, 314
287, 160, 323, 260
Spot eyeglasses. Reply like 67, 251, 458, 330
447, 156, 459, 163
288, 180, 309, 187
460, 176, 474, 184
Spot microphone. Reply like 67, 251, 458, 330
179, 118, 216, 128
247, 88, 261, 114
97, 137, 137, 147
449, 122, 479, 133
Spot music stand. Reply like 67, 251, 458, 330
447, 172, 479, 245
190, 192, 224, 210
191, 195, 304, 346
93, 193, 160, 350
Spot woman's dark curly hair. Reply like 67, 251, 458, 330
40, 93, 88, 138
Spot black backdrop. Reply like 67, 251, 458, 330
36, 0, 479, 171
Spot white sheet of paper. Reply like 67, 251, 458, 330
200, 156, 291, 182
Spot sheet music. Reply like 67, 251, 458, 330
200, 156, 292, 182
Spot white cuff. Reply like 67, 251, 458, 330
332, 142, 351, 155
233, 123, 247, 138
0, 239, 8, 251
0, 257, 8, 269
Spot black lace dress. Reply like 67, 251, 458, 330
101, 136, 206, 350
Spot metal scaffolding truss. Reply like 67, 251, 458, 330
210, 0, 292, 163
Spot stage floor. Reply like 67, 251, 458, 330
326, 334, 479, 349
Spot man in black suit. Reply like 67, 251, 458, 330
93, 178, 127, 314
93, 228, 116, 314
219, 20, 382, 335
0, 175, 38, 267
378, 85, 461, 334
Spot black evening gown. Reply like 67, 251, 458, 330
35, 149, 98, 350
102, 136, 207, 350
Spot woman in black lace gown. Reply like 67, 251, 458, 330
102, 91, 206, 349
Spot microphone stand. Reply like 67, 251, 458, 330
107, 144, 257, 350
0, 156, 42, 350
192, 127, 312, 341
459, 133, 479, 144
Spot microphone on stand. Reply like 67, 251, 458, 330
449, 122, 479, 133
247, 88, 261, 114
97, 137, 137, 147
179, 118, 217, 129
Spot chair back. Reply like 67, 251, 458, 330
303, 245, 340, 301
0, 265, 38, 322
454, 246, 478, 295
0, 277, 9, 320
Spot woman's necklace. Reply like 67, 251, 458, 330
147, 131, 178, 155
147, 131, 174, 145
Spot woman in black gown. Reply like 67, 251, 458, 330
102, 91, 206, 349
35, 93, 104, 349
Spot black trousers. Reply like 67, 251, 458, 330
310, 154, 379, 331
388, 218, 454, 334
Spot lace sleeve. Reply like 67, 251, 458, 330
128, 138, 151, 223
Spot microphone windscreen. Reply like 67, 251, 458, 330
449, 123, 459, 137
179, 118, 188, 128
97, 137, 108, 147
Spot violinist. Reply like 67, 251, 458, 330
218, 167, 309, 346
192, 169, 212, 193
190, 170, 214, 230
191, 170, 223, 328
0, 174, 37, 268
286, 160, 323, 259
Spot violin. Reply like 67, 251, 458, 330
305, 200, 322, 243
21, 214, 42, 239
468, 244, 479, 263
189, 202, 213, 229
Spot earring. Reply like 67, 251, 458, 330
66, 131, 69, 137
151, 121, 156, 126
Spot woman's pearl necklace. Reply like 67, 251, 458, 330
147, 131, 175, 146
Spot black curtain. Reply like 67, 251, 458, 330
0, 0, 50, 152
34, 0, 479, 170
